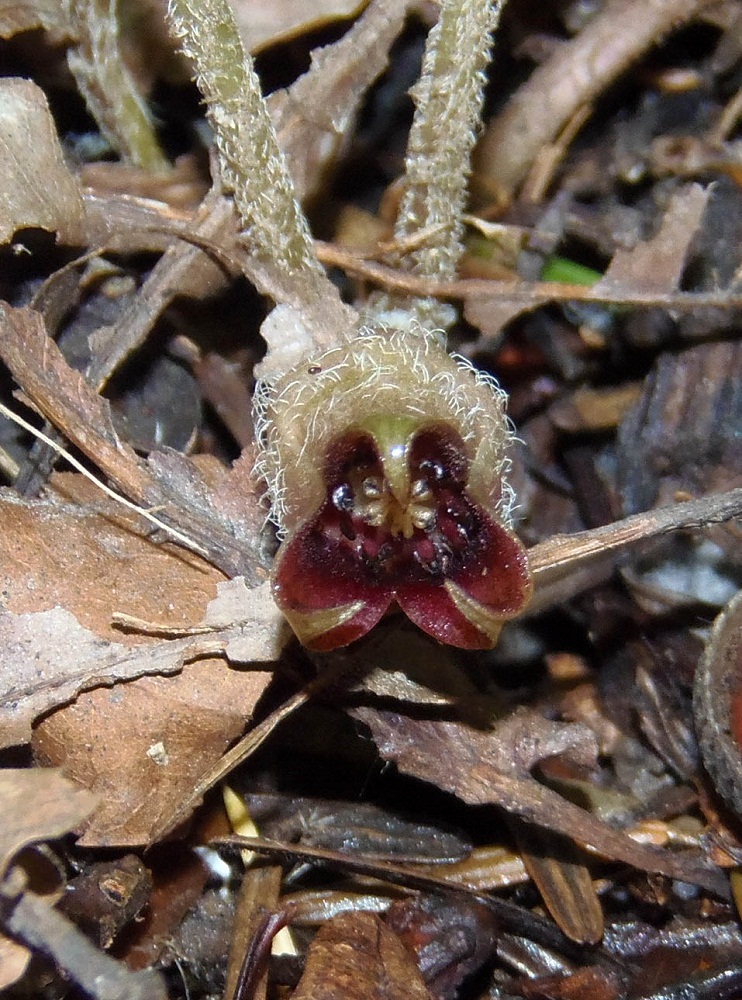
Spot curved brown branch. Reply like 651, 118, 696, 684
475, 0, 719, 197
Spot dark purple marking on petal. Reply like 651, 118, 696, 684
272, 423, 531, 650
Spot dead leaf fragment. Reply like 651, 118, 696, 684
594, 184, 710, 297
0, 79, 84, 245
385, 894, 498, 997
353, 706, 728, 896
230, 0, 368, 53
203, 577, 287, 662
33, 661, 271, 847
0, 480, 280, 749
0, 475, 280, 843
268, 0, 411, 200
0, 477, 223, 634
0, 768, 97, 876
291, 910, 434, 1000
0, 768, 96, 990
0, 0, 66, 37
0, 605, 192, 750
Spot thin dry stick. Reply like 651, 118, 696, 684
317, 241, 742, 310
476, 0, 720, 196
0, 401, 208, 556
707, 83, 742, 144
529, 488, 742, 578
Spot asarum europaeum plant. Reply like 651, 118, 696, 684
255, 327, 532, 652
168, 0, 531, 651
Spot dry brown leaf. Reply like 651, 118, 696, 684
268, 0, 411, 201
229, 0, 368, 53
0, 476, 282, 843
0, 768, 98, 876
0, 0, 66, 37
0, 79, 84, 245
0, 475, 223, 630
0, 303, 266, 580
291, 910, 434, 1000
79, 155, 209, 210
0, 578, 282, 753
0, 479, 218, 746
352, 706, 729, 897
594, 184, 710, 296
0, 769, 96, 991
0, 606, 198, 750
80, 189, 196, 256
462, 292, 534, 346
347, 627, 479, 707
33, 661, 270, 847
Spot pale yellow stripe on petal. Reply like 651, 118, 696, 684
283, 600, 366, 646
444, 580, 506, 647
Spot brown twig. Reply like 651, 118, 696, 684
529, 487, 742, 578
316, 240, 742, 310
474, 0, 720, 197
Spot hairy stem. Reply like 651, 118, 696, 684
63, 0, 168, 171
368, 0, 504, 333
167, 0, 323, 277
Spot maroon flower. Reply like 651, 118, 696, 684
257, 330, 532, 650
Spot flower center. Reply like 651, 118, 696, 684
320, 420, 482, 583
344, 471, 437, 538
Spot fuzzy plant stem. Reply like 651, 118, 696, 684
167, 0, 324, 278
63, 0, 169, 171
368, 0, 505, 335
